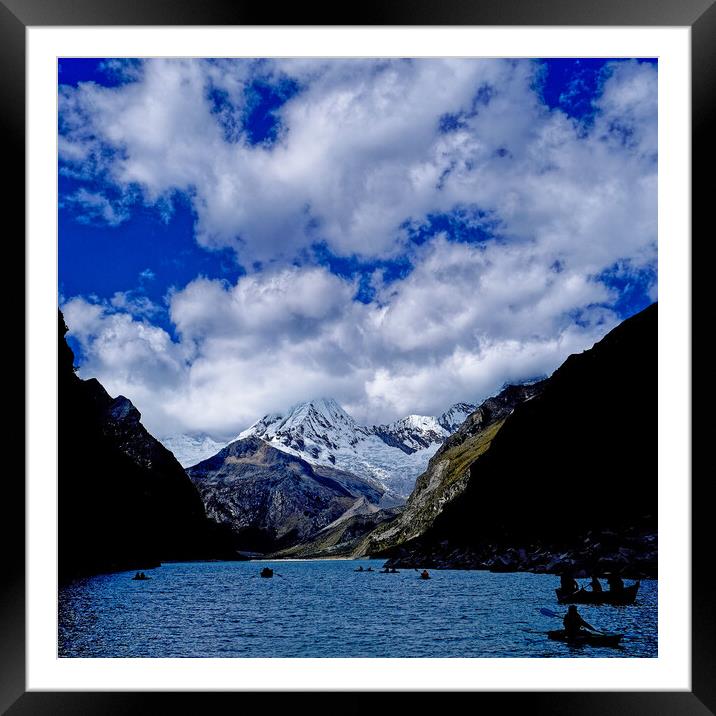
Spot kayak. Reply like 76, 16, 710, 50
131, 576, 151, 581
556, 582, 639, 605
547, 629, 623, 647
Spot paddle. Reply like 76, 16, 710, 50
539, 607, 561, 619
539, 607, 608, 635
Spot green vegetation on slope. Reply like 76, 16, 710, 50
355, 418, 506, 556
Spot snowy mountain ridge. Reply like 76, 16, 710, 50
235, 397, 476, 499
158, 434, 227, 469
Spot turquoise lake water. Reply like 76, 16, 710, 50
58, 559, 657, 658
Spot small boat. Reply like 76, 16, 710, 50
419, 570, 430, 580
131, 573, 151, 581
556, 581, 640, 605
260, 567, 274, 578
547, 629, 623, 648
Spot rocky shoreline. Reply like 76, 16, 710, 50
380, 527, 657, 580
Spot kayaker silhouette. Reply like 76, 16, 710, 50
563, 605, 597, 639
560, 573, 579, 595
607, 574, 624, 592
589, 575, 603, 592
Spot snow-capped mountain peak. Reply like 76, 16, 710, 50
162, 397, 478, 499
371, 414, 447, 455
237, 398, 476, 498
438, 402, 478, 432
237, 397, 372, 463
277, 397, 360, 434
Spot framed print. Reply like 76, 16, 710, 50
5, 0, 711, 712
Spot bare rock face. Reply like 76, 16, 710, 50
58, 311, 236, 580
187, 436, 385, 552
269, 503, 404, 560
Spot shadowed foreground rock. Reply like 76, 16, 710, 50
377, 303, 658, 578
59, 310, 237, 580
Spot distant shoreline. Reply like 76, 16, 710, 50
64, 555, 658, 581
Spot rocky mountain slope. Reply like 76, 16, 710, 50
186, 436, 385, 552
379, 303, 658, 578
356, 382, 545, 557
268, 501, 404, 559
58, 311, 236, 580
236, 398, 476, 499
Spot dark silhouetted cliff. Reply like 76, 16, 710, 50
382, 303, 657, 577
58, 311, 236, 580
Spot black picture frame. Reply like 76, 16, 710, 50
5, 1, 710, 712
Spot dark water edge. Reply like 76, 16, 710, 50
58, 559, 657, 658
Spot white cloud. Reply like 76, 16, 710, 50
63, 244, 621, 437
59, 58, 657, 438
59, 58, 656, 272
170, 266, 357, 346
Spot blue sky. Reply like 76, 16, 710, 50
59, 58, 657, 438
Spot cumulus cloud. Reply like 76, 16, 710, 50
59, 58, 657, 438
62, 296, 190, 433
64, 244, 621, 436
60, 59, 654, 266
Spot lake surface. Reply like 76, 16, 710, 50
58, 560, 657, 658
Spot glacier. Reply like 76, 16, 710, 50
235, 397, 476, 500
161, 397, 476, 499
158, 434, 227, 469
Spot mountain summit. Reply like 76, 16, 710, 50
235, 398, 476, 499
239, 397, 371, 459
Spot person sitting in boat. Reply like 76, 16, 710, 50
589, 575, 603, 592
420, 570, 430, 579
607, 574, 624, 592
563, 605, 597, 639
356, 566, 364, 572
560, 573, 579, 595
